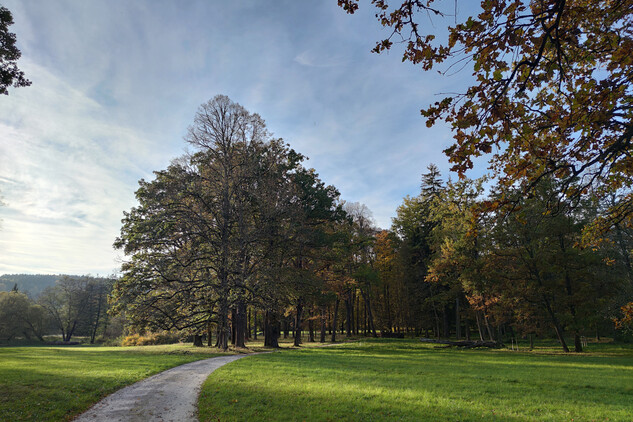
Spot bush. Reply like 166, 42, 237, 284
121, 331, 181, 346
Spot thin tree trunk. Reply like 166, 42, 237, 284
308, 309, 315, 342
320, 305, 326, 343
247, 308, 251, 341
455, 297, 461, 340
345, 295, 353, 337
475, 311, 484, 341
331, 297, 340, 342
90, 290, 103, 344
355, 291, 360, 336
442, 305, 450, 339
328, 304, 332, 335
360, 288, 377, 337
235, 302, 247, 348
385, 284, 392, 333
231, 308, 237, 346
294, 299, 303, 347
542, 296, 569, 352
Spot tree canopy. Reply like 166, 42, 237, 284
0, 6, 30, 95
339, 0, 633, 231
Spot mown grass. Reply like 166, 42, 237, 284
0, 343, 228, 421
199, 338, 633, 421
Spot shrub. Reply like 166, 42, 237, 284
121, 331, 181, 346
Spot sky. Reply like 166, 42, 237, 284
0, 0, 481, 276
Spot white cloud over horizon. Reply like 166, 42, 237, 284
0, 0, 481, 276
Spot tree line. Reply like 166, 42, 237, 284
111, 95, 633, 353
0, 276, 116, 343
378, 166, 633, 352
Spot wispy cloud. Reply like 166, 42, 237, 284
294, 50, 348, 68
0, 61, 162, 275
0, 0, 481, 274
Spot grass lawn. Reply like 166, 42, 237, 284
0, 343, 229, 421
198, 338, 633, 421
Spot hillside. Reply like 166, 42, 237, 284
0, 274, 62, 297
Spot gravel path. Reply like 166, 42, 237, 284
74, 354, 250, 422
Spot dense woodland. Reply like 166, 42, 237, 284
110, 96, 633, 352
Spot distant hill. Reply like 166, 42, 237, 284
0, 274, 63, 298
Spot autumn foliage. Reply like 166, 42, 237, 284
341, 0, 633, 233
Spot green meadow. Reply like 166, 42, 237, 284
199, 339, 633, 422
0, 344, 225, 421
2, 338, 633, 421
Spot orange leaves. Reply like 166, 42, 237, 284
614, 302, 633, 332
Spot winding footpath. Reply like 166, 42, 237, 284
74, 354, 251, 422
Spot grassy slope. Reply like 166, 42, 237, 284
0, 344, 227, 421
199, 339, 633, 421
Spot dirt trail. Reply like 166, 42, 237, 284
74, 354, 249, 422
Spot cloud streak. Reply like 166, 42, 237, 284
0, 0, 478, 274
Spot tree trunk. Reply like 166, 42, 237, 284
385, 284, 392, 333
308, 309, 315, 342
231, 308, 237, 346
455, 297, 461, 340
465, 321, 470, 341
442, 305, 450, 339
253, 310, 258, 340
529, 333, 534, 350
475, 311, 484, 341
215, 300, 229, 351
345, 295, 353, 337
294, 299, 303, 347
542, 296, 569, 352
331, 297, 340, 342
235, 302, 247, 348
247, 308, 251, 341
484, 314, 495, 342
320, 305, 326, 343
574, 333, 583, 353
355, 291, 360, 336
264, 311, 280, 348
193, 334, 203, 347
90, 289, 104, 344
359, 288, 377, 337
207, 322, 213, 347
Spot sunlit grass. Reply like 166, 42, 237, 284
0, 343, 228, 421
199, 338, 633, 421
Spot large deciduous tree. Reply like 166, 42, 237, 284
340, 0, 633, 230
113, 95, 345, 350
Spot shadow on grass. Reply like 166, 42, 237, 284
199, 340, 633, 422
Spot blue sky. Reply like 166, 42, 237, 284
0, 0, 481, 275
